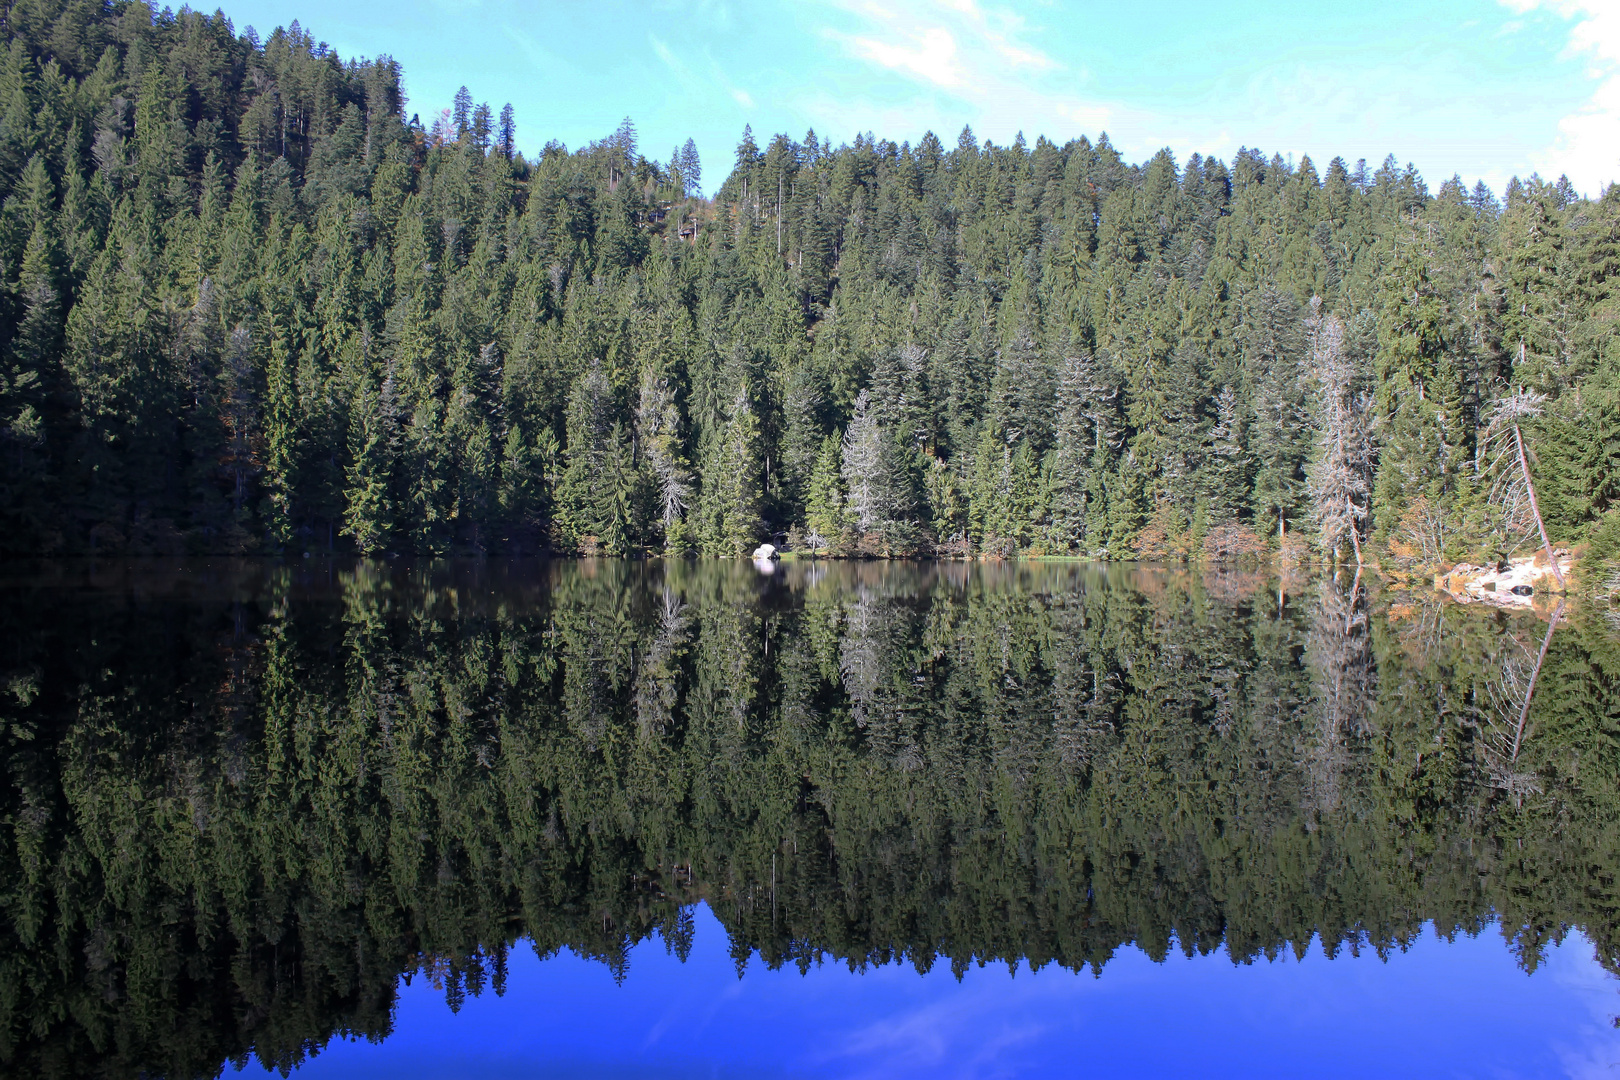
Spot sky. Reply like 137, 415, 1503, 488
211, 0, 1620, 198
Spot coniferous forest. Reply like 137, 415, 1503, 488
2, 2, 1619, 565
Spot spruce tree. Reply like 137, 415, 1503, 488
342, 368, 397, 554
803, 433, 845, 552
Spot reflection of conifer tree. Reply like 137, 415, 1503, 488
7, 561, 1620, 1077
633, 584, 690, 742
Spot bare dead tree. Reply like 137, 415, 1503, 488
841, 390, 885, 534
1304, 299, 1371, 566
1397, 495, 1449, 570
1481, 381, 1564, 589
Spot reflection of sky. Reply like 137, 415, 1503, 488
241, 904, 1620, 1079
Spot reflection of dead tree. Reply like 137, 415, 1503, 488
1513, 602, 1561, 759
838, 586, 922, 769
633, 586, 689, 740
1480, 602, 1563, 802
1302, 571, 1375, 815
1481, 385, 1565, 589
1396, 595, 1450, 663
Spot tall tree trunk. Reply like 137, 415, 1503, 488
1513, 422, 1565, 589
1345, 497, 1363, 568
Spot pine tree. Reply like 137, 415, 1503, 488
1049, 352, 1117, 550
342, 367, 398, 554
679, 138, 701, 197
497, 104, 516, 159
1243, 286, 1309, 540
695, 388, 764, 555
263, 334, 299, 549
558, 360, 637, 553
637, 367, 691, 551
1372, 235, 1468, 543
452, 86, 473, 135
803, 434, 845, 552
0, 218, 60, 546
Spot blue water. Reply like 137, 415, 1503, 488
242, 904, 1620, 1079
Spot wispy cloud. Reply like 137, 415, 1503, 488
843, 24, 964, 89
828, 0, 1051, 90
1500, 0, 1620, 193
502, 24, 567, 75
650, 34, 686, 78
818, 0, 1111, 141
650, 34, 754, 117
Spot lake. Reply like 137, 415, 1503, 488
2, 558, 1618, 1078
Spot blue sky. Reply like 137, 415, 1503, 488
213, 0, 1620, 197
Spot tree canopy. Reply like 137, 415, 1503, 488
1, 2, 1618, 566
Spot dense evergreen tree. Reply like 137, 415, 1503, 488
0, 1, 1617, 570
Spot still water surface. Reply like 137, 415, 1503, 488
4, 558, 1620, 1078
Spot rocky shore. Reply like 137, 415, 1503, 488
1432, 550, 1574, 608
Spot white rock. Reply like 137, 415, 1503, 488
752, 543, 778, 560
1438, 552, 1572, 608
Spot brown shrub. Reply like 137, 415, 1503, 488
1201, 523, 1267, 564
1133, 503, 1197, 561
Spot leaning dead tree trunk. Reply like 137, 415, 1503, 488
1483, 383, 1566, 591
1511, 421, 1563, 589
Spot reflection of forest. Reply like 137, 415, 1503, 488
2, 559, 1616, 1079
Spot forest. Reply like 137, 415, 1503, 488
1, 1, 1618, 564
0, 558, 1615, 1079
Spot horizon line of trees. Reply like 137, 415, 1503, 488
1, 0, 1619, 571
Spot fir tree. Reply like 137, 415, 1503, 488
803, 433, 845, 552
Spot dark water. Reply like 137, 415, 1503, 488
2, 558, 1618, 1079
